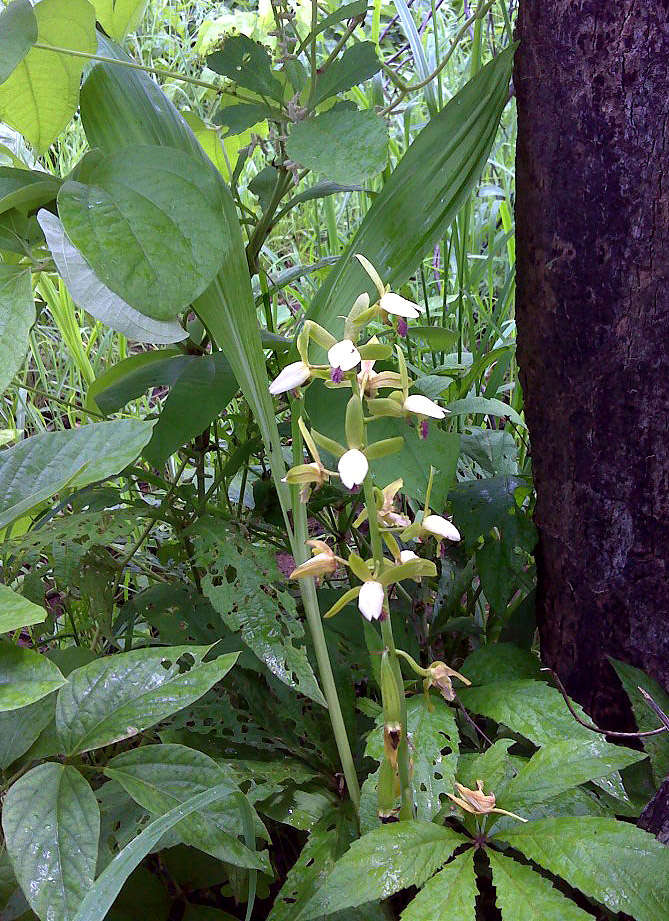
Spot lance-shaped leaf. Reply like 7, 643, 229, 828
0, 640, 65, 710
302, 821, 467, 918
0, 583, 46, 634
306, 45, 515, 338
0, 0, 38, 85
498, 818, 669, 921
0, 165, 60, 215
488, 850, 591, 921
401, 850, 476, 921
105, 744, 268, 871
0, 0, 97, 152
58, 145, 229, 320
55, 646, 238, 754
2, 762, 100, 921
0, 419, 155, 529
0, 264, 34, 398
37, 210, 186, 344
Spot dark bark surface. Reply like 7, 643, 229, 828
514, 1, 669, 725
639, 778, 669, 843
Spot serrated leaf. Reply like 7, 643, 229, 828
287, 107, 387, 185
0, 0, 97, 152
105, 744, 268, 871
488, 850, 591, 921
456, 739, 516, 794
37, 210, 187, 344
312, 41, 380, 106
72, 783, 236, 921
2, 762, 100, 921
302, 821, 467, 918
58, 145, 228, 320
0, 695, 54, 769
207, 34, 283, 102
0, 583, 46, 633
0, 640, 66, 711
0, 419, 155, 529
500, 739, 646, 812
55, 646, 238, 754
0, 0, 38, 85
400, 850, 476, 921
0, 165, 59, 215
611, 658, 669, 785
0, 264, 34, 397
195, 518, 326, 705
307, 46, 514, 338
499, 817, 669, 921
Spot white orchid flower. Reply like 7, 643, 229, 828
379, 292, 423, 319
328, 338, 361, 372
358, 580, 384, 621
422, 514, 461, 542
399, 549, 419, 563
269, 360, 311, 395
338, 449, 368, 489
403, 394, 447, 419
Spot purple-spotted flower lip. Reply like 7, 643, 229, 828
328, 338, 361, 372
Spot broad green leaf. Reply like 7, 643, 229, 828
143, 352, 238, 466
0, 165, 59, 215
184, 106, 269, 185
0, 0, 38, 85
37, 210, 187, 344
307, 45, 515, 337
0, 264, 34, 397
0, 583, 46, 633
2, 762, 100, 921
105, 744, 268, 871
487, 850, 591, 921
0, 419, 155, 529
0, 0, 97, 152
410, 326, 458, 352
611, 657, 669, 785
0, 640, 66, 711
214, 101, 272, 137
206, 34, 283, 102
461, 643, 541, 685
90, 0, 149, 39
456, 739, 516, 793
287, 106, 387, 185
55, 646, 239, 754
58, 145, 228, 320
195, 518, 325, 705
500, 739, 646, 811
499, 817, 669, 921
401, 850, 476, 921
448, 475, 534, 548
312, 41, 380, 106
460, 429, 518, 476
88, 348, 183, 412
303, 821, 466, 918
445, 395, 525, 428
366, 696, 459, 820
0, 694, 54, 769
72, 783, 236, 921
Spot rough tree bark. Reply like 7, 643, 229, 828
514, 1, 669, 730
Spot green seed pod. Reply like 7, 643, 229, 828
377, 757, 397, 818
345, 393, 364, 450
380, 651, 403, 725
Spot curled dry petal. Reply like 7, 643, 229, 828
269, 360, 311, 395
338, 448, 368, 489
358, 580, 385, 620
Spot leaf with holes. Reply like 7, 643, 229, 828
207, 34, 283, 102
55, 645, 239, 754
194, 518, 325, 706
2, 762, 100, 921
401, 850, 476, 921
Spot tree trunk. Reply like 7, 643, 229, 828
514, 1, 669, 727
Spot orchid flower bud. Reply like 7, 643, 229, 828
358, 579, 384, 620
379, 291, 423, 319
269, 360, 311, 396
403, 394, 447, 419
338, 448, 368, 489
422, 514, 461, 542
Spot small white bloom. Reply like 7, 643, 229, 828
358, 580, 384, 621
338, 449, 368, 489
269, 360, 311, 395
423, 514, 461, 542
379, 292, 423, 319
328, 338, 361, 372
399, 550, 419, 563
404, 394, 447, 419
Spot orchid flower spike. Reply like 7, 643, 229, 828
354, 253, 425, 319
269, 360, 311, 396
338, 448, 368, 490
403, 394, 447, 420
358, 579, 385, 621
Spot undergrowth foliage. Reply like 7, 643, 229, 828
0, 1, 667, 920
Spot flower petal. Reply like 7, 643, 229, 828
328, 338, 361, 372
269, 361, 311, 395
358, 580, 384, 620
403, 394, 447, 419
338, 449, 368, 489
399, 550, 419, 563
423, 514, 461, 541
379, 292, 422, 318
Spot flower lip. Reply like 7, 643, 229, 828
358, 580, 384, 620
338, 449, 369, 489
403, 394, 447, 419
379, 292, 423, 319
328, 338, 361, 372
269, 360, 311, 395
422, 514, 461, 542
